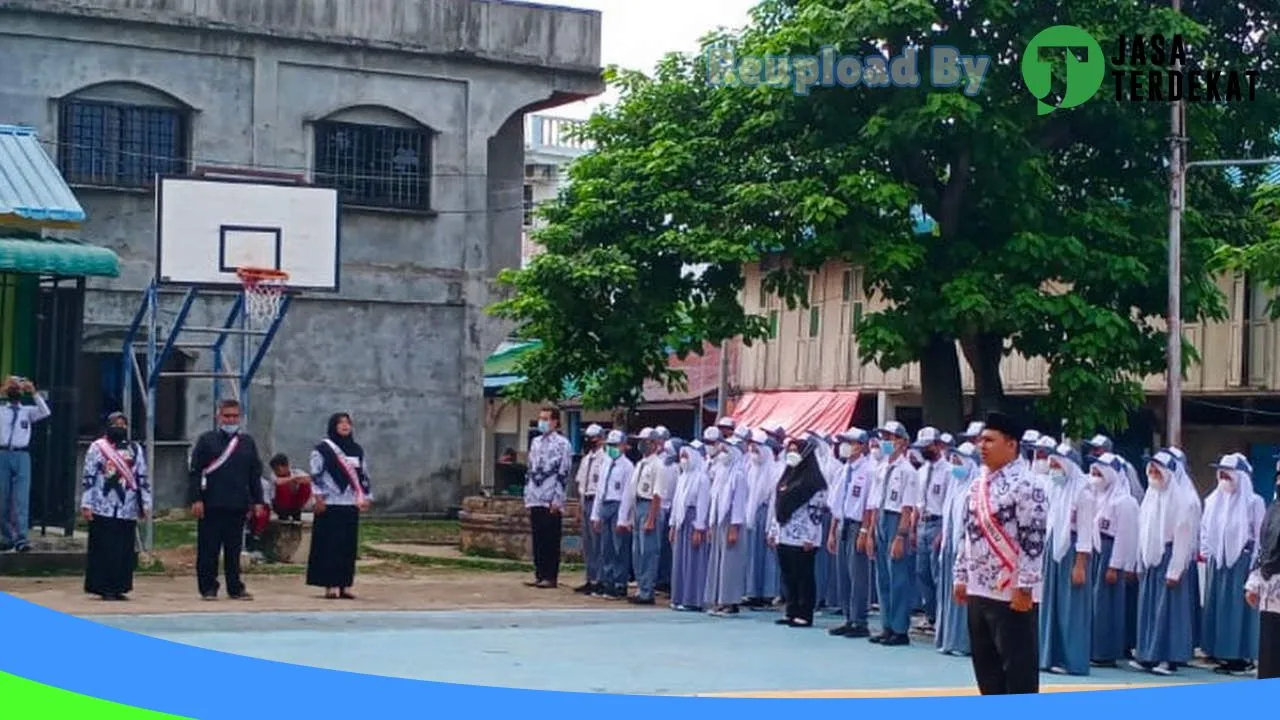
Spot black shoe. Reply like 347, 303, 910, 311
869, 631, 891, 644
200, 593, 218, 601
789, 618, 813, 627
629, 596, 655, 605
882, 633, 911, 646
775, 617, 793, 626
828, 623, 853, 637
1090, 659, 1117, 668
845, 625, 871, 638
534, 580, 558, 589
229, 591, 254, 601
723, 604, 740, 614
573, 583, 595, 594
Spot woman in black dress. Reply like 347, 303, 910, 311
306, 412, 372, 599
80, 412, 151, 601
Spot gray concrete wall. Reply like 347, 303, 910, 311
1, 0, 603, 512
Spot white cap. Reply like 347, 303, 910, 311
702, 426, 722, 443
734, 425, 752, 441
605, 429, 625, 445
1033, 435, 1057, 451
636, 427, 657, 440
716, 417, 736, 430
877, 420, 909, 440
750, 428, 768, 444
653, 425, 670, 440
962, 421, 986, 438
584, 423, 604, 437
1020, 429, 1042, 445
912, 426, 942, 448
1085, 434, 1112, 450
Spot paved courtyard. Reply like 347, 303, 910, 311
91, 608, 1243, 696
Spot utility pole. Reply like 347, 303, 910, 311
717, 339, 730, 419
1166, 0, 1185, 447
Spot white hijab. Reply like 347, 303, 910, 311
943, 444, 979, 548
746, 434, 780, 518
1047, 447, 1088, 562
1089, 454, 1132, 552
710, 442, 746, 523
1166, 446, 1200, 510
1138, 451, 1198, 568
1201, 454, 1260, 567
672, 446, 708, 528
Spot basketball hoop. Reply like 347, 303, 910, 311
236, 268, 290, 327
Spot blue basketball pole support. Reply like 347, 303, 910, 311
122, 285, 291, 551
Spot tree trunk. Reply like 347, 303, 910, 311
960, 331, 1008, 419
918, 333, 965, 431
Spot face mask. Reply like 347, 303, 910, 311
678, 458, 689, 471
878, 440, 895, 457
785, 452, 802, 467
1090, 473, 1105, 488
870, 446, 884, 462
838, 443, 853, 459
1049, 468, 1067, 485
922, 448, 939, 462
606, 446, 621, 459
950, 465, 967, 480
537, 420, 550, 434
106, 426, 128, 445
220, 424, 239, 435
1218, 477, 1236, 493
1031, 459, 1049, 474
1148, 473, 1167, 491
5, 389, 19, 401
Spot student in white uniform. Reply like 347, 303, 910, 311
1245, 482, 1280, 679
768, 437, 828, 627
936, 441, 979, 656
829, 428, 874, 638
1201, 453, 1265, 675
669, 441, 712, 611
655, 427, 677, 595
574, 424, 606, 595
1039, 442, 1096, 676
744, 429, 782, 609
1164, 446, 1202, 653
589, 430, 635, 600
1085, 434, 1145, 503
913, 426, 950, 632
1132, 449, 1199, 676
804, 432, 841, 612
619, 428, 666, 605
868, 420, 919, 646
703, 428, 750, 616
0, 377, 51, 553
1087, 453, 1140, 668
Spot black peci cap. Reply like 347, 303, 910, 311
983, 411, 1024, 442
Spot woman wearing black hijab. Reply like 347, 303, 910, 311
1245, 486, 1280, 679
306, 412, 373, 599
766, 437, 829, 627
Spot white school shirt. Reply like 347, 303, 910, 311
1046, 479, 1096, 563
575, 448, 604, 498
876, 455, 920, 515
0, 395, 51, 449
658, 460, 678, 512
1245, 568, 1280, 615
918, 460, 950, 518
840, 455, 875, 523
767, 489, 828, 548
1094, 487, 1141, 573
618, 454, 663, 529
589, 454, 634, 523
826, 460, 849, 522
952, 458, 1048, 603
522, 431, 573, 509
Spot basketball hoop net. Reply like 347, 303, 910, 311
236, 268, 290, 327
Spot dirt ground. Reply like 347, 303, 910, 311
0, 564, 605, 616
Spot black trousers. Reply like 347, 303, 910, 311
777, 544, 817, 623
197, 507, 247, 597
529, 506, 562, 583
967, 595, 1040, 694
1260, 612, 1280, 680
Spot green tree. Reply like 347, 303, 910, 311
494, 0, 1279, 435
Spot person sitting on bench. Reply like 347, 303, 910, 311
267, 453, 312, 521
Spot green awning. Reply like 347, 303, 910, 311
0, 235, 119, 278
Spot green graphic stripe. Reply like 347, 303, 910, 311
0, 671, 192, 718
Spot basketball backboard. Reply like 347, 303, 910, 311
155, 176, 340, 291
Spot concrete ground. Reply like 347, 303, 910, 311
3, 568, 1245, 697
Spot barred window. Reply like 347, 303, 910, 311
314, 121, 431, 211
523, 184, 534, 226
57, 100, 188, 188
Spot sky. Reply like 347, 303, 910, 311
543, 0, 758, 120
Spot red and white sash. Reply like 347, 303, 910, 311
200, 435, 241, 490
975, 468, 1018, 591
92, 438, 136, 490
323, 439, 367, 502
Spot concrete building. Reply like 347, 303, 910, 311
0, 0, 604, 512
735, 260, 1280, 498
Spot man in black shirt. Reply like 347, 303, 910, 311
188, 399, 266, 600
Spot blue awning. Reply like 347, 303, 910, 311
0, 125, 86, 227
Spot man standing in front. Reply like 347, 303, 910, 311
523, 407, 573, 589
0, 377, 51, 553
188, 399, 266, 600
953, 412, 1048, 694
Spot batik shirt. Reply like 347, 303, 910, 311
953, 458, 1048, 602
523, 431, 572, 509
81, 440, 152, 521
1245, 568, 1280, 614
309, 451, 374, 506
767, 489, 828, 548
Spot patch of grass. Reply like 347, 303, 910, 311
359, 519, 458, 545
362, 545, 583, 574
